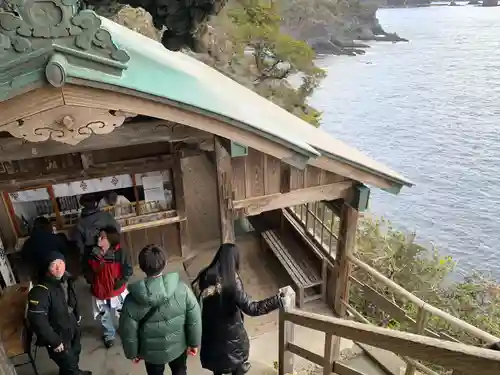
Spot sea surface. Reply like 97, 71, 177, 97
312, 4, 500, 279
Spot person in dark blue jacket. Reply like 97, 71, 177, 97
21, 216, 67, 281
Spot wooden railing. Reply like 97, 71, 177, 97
285, 202, 500, 375
344, 255, 499, 375
278, 304, 500, 375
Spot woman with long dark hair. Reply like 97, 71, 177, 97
192, 243, 284, 375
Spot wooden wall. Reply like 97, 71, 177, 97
232, 148, 347, 201
182, 153, 220, 246
121, 224, 181, 266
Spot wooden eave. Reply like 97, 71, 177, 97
0, 83, 406, 192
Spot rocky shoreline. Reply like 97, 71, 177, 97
302, 0, 497, 56
306, 19, 409, 56
280, 0, 409, 56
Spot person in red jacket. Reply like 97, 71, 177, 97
83, 225, 132, 348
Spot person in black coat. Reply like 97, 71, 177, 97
21, 217, 67, 281
192, 243, 284, 375
27, 252, 91, 375
71, 194, 120, 257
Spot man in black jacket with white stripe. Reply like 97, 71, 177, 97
27, 252, 91, 375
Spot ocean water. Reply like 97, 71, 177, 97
312, 5, 500, 278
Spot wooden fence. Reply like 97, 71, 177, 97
278, 304, 500, 375
285, 202, 499, 375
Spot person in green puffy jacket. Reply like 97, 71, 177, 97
119, 245, 202, 375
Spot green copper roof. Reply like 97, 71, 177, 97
0, 2, 413, 189
63, 17, 321, 161
99, 19, 414, 188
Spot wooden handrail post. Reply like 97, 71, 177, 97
279, 286, 296, 375
404, 305, 429, 375
323, 333, 334, 375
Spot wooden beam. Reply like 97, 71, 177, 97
0, 86, 63, 127
334, 202, 359, 317
214, 137, 235, 244
310, 156, 403, 192
61, 84, 312, 169
172, 157, 189, 257
0, 155, 176, 192
233, 181, 352, 216
283, 309, 500, 375
0, 120, 210, 162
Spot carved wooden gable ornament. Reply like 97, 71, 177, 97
2, 106, 135, 145
0, 0, 129, 100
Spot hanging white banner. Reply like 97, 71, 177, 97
9, 188, 50, 203
53, 174, 134, 197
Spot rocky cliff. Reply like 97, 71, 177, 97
280, 0, 407, 55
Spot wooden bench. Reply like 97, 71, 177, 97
260, 229, 324, 307
282, 209, 332, 298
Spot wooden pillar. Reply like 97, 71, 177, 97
214, 137, 235, 244
333, 202, 359, 317
172, 156, 189, 257
278, 286, 296, 375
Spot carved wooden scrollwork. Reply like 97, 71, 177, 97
1, 105, 136, 145
0, 0, 129, 100
0, 0, 129, 62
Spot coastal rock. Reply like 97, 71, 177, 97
385, 0, 431, 6
309, 39, 362, 55
281, 0, 408, 57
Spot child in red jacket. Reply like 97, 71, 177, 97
83, 225, 132, 348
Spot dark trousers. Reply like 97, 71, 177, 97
47, 329, 81, 375
145, 352, 187, 375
